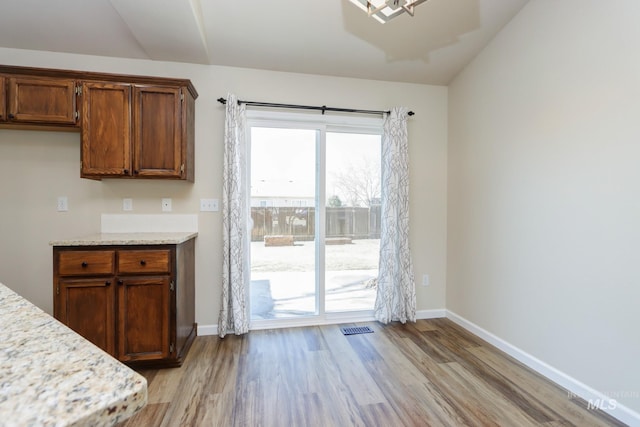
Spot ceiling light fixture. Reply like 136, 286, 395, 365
348, 0, 430, 24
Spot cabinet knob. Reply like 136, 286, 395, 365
81, 261, 88, 268
123, 169, 129, 174
140, 259, 146, 266
134, 170, 139, 175
117, 279, 124, 285
105, 281, 111, 286
8, 113, 15, 120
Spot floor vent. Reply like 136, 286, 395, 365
340, 326, 374, 336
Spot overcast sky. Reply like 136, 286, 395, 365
250, 127, 381, 203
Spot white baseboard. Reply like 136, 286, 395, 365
416, 308, 447, 319
198, 308, 447, 337
446, 310, 640, 427
205, 311, 378, 335
197, 324, 218, 336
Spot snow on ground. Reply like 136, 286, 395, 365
250, 239, 379, 318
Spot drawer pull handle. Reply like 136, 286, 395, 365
81, 262, 88, 268
140, 260, 146, 266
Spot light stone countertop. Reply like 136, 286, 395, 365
0, 283, 147, 427
50, 231, 198, 246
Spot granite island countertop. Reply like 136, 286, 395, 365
0, 283, 147, 426
50, 231, 198, 247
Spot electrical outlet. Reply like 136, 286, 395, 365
161, 198, 172, 212
122, 198, 133, 211
57, 196, 68, 212
200, 198, 219, 212
422, 274, 430, 287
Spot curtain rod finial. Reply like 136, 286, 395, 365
217, 97, 227, 105
408, 111, 415, 116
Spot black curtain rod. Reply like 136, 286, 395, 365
217, 97, 414, 117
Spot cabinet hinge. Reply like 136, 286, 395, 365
170, 343, 175, 353
170, 281, 175, 291
56, 284, 60, 295
75, 86, 82, 96
75, 111, 79, 120
180, 164, 185, 174
180, 92, 184, 102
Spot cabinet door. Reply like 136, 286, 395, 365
7, 76, 77, 125
117, 276, 171, 362
58, 278, 116, 356
0, 76, 5, 122
81, 82, 131, 178
133, 86, 183, 178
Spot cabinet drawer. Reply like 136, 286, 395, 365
58, 250, 115, 275
118, 249, 171, 274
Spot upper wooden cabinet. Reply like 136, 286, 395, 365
81, 82, 132, 178
7, 76, 78, 125
0, 65, 197, 181
81, 82, 194, 181
134, 86, 183, 179
80, 83, 194, 180
0, 76, 6, 122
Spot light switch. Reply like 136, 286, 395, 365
422, 274, 430, 287
200, 198, 219, 212
57, 196, 68, 212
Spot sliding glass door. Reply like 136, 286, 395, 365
248, 113, 381, 323
249, 127, 318, 319
325, 132, 380, 312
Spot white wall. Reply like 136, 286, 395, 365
448, 0, 640, 415
0, 47, 448, 327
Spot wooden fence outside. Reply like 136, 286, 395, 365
250, 206, 381, 242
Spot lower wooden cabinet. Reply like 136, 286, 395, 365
118, 275, 171, 362
53, 239, 196, 368
58, 278, 116, 355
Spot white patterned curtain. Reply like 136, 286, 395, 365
374, 106, 416, 324
218, 94, 250, 337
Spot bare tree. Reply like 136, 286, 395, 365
331, 157, 381, 207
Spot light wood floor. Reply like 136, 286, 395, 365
119, 319, 625, 426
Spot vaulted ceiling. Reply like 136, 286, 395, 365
0, 0, 529, 85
